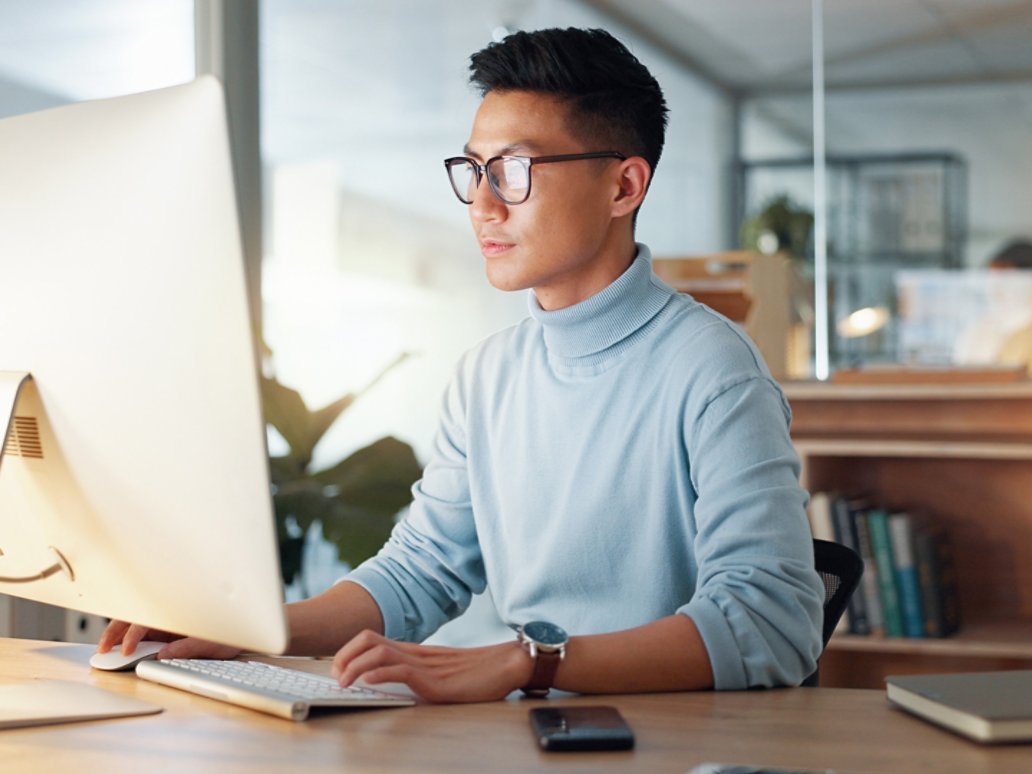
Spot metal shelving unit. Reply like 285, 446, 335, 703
735, 153, 968, 371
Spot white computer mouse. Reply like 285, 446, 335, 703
89, 641, 166, 671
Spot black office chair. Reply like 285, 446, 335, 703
801, 538, 864, 687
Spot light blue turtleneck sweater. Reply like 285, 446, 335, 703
346, 245, 823, 689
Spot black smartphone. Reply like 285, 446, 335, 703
529, 705, 635, 752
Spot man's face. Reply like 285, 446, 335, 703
462, 90, 628, 310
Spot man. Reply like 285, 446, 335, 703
101, 27, 823, 702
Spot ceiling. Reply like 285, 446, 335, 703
586, 0, 1032, 95
3, 0, 1031, 107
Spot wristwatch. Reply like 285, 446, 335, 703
517, 621, 568, 698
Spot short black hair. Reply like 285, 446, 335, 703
469, 28, 668, 176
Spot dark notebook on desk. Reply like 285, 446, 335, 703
886, 670, 1032, 743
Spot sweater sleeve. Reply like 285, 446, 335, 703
678, 375, 824, 689
342, 369, 485, 642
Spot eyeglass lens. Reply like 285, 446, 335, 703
449, 157, 531, 205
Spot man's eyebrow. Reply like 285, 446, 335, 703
462, 141, 542, 159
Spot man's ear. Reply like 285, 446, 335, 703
611, 157, 652, 219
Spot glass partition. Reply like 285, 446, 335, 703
741, 0, 1032, 377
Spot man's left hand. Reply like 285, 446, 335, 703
330, 630, 532, 703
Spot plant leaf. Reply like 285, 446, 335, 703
261, 376, 315, 468
312, 436, 422, 513
277, 535, 305, 587
268, 454, 306, 486
311, 436, 422, 567
318, 501, 398, 569
274, 482, 331, 534
308, 393, 356, 449
272, 482, 330, 586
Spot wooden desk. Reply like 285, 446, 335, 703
1, 638, 1029, 773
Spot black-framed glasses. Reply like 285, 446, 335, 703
443, 151, 626, 205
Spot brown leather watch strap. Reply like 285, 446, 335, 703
522, 648, 562, 698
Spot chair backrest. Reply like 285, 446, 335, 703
802, 538, 864, 687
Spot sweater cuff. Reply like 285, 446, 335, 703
680, 598, 748, 690
338, 570, 406, 641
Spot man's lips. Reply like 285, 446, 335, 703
479, 238, 515, 257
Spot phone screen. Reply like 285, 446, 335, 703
529, 705, 635, 751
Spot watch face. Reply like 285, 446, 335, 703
523, 621, 567, 646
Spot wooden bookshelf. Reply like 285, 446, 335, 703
784, 381, 1032, 689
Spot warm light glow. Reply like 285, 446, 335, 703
837, 306, 890, 338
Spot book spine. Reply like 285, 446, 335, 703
807, 491, 836, 543
866, 508, 904, 637
888, 512, 926, 638
913, 527, 945, 637
935, 531, 962, 636
832, 496, 869, 635
851, 505, 883, 635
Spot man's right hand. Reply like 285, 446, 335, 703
97, 619, 242, 660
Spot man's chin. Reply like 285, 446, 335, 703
484, 265, 533, 293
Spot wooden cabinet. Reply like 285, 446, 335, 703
783, 381, 1032, 689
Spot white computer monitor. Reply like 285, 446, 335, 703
0, 76, 288, 654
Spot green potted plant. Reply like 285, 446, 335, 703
740, 194, 814, 262
261, 353, 423, 596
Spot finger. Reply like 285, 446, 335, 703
96, 620, 131, 653
330, 632, 459, 686
332, 637, 431, 685
330, 631, 451, 679
358, 663, 418, 689
330, 630, 387, 681
336, 642, 422, 688
333, 634, 467, 684
160, 637, 240, 660
121, 624, 153, 655
358, 664, 461, 705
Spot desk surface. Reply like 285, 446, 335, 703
2, 637, 1030, 773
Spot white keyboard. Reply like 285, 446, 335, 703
135, 658, 415, 721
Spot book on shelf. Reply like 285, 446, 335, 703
886, 670, 1032, 743
831, 495, 870, 635
806, 491, 836, 543
850, 503, 883, 636
887, 512, 926, 638
913, 526, 961, 638
809, 493, 959, 642
807, 491, 850, 633
804, 493, 957, 643
865, 508, 905, 638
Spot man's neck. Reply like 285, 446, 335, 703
532, 238, 638, 312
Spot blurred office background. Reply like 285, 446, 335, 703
2, 0, 1031, 641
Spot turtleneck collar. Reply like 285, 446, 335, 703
526, 243, 674, 367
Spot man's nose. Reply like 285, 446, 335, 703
468, 174, 508, 222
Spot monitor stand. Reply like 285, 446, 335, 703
0, 371, 74, 584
